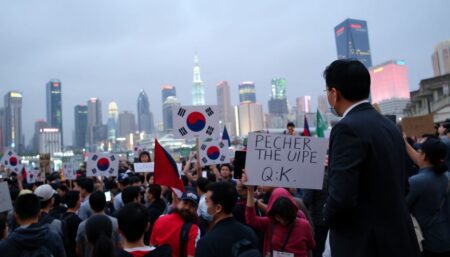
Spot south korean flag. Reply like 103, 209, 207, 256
199, 140, 230, 166
63, 162, 77, 180
0, 148, 21, 174
86, 152, 119, 177
26, 166, 38, 184
173, 105, 220, 139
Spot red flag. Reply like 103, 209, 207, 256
153, 139, 185, 197
303, 115, 311, 137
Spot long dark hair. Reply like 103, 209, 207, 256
421, 137, 448, 174
267, 197, 297, 225
86, 215, 115, 257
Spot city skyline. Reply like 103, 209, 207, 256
0, 1, 448, 145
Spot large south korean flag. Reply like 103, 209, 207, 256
199, 140, 230, 166
173, 105, 220, 139
0, 148, 21, 173
86, 152, 119, 177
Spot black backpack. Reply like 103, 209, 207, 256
20, 246, 54, 257
232, 239, 262, 257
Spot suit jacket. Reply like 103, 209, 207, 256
323, 103, 420, 257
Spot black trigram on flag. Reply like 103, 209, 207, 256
109, 168, 115, 174
219, 142, 225, 148
110, 155, 116, 161
202, 157, 208, 164
7, 151, 13, 156
205, 107, 214, 116
220, 155, 226, 162
91, 154, 98, 161
206, 126, 214, 136
91, 168, 97, 174
201, 144, 207, 150
179, 127, 188, 136
177, 108, 187, 117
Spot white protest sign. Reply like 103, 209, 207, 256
134, 162, 154, 173
173, 105, 220, 138
199, 140, 230, 166
245, 133, 328, 189
86, 152, 119, 177
0, 182, 13, 212
63, 162, 77, 180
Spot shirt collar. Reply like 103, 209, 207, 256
342, 100, 369, 118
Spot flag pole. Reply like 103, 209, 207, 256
196, 137, 201, 175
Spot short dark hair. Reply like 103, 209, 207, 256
147, 184, 162, 200
15, 194, 41, 220
421, 137, 448, 174
287, 122, 295, 128
66, 190, 80, 209
118, 203, 148, 242
89, 191, 106, 212
76, 178, 94, 193
267, 197, 297, 224
324, 59, 370, 101
129, 176, 142, 185
206, 182, 237, 214
138, 151, 152, 162
122, 186, 140, 205
220, 164, 232, 171
196, 177, 210, 193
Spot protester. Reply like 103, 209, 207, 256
195, 182, 261, 257
76, 191, 121, 257
34, 184, 64, 239
75, 178, 95, 221
213, 164, 236, 187
150, 191, 201, 257
404, 137, 450, 256
145, 184, 167, 240
85, 214, 116, 257
322, 59, 420, 257
243, 176, 315, 257
232, 179, 248, 224
285, 121, 296, 135
114, 173, 130, 211
0, 193, 66, 257
195, 177, 212, 234
117, 203, 171, 257
139, 151, 152, 163
0, 212, 7, 240
61, 191, 83, 257
112, 186, 141, 217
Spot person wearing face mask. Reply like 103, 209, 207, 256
195, 182, 260, 257
322, 59, 420, 257
150, 191, 201, 257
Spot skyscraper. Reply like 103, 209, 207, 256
235, 103, 264, 137
239, 82, 256, 103
216, 81, 235, 136
3, 91, 23, 153
268, 78, 288, 115
335, 18, 372, 68
74, 105, 88, 150
192, 54, 205, 105
87, 98, 102, 148
0, 108, 4, 153
163, 96, 180, 132
32, 119, 48, 153
107, 102, 119, 141
162, 85, 176, 103
118, 111, 136, 138
46, 79, 63, 147
137, 90, 154, 134
369, 60, 410, 103
271, 78, 287, 99
432, 40, 450, 76
297, 96, 311, 113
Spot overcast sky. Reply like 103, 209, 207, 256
0, 0, 449, 145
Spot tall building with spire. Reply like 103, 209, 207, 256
137, 90, 154, 134
192, 54, 205, 105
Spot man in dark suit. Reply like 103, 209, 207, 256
322, 60, 420, 257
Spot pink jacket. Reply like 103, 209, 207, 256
245, 188, 315, 257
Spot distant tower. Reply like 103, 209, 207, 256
3, 91, 24, 153
46, 79, 63, 147
192, 54, 206, 105
107, 102, 119, 141
239, 82, 256, 104
137, 90, 154, 134
335, 18, 372, 68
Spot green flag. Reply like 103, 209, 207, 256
316, 109, 327, 138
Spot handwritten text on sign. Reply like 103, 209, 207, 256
245, 133, 328, 189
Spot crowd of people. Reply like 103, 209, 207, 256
0, 60, 449, 257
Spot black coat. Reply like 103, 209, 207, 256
323, 103, 420, 257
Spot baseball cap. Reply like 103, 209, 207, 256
34, 184, 56, 201
181, 191, 199, 206
118, 173, 129, 184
